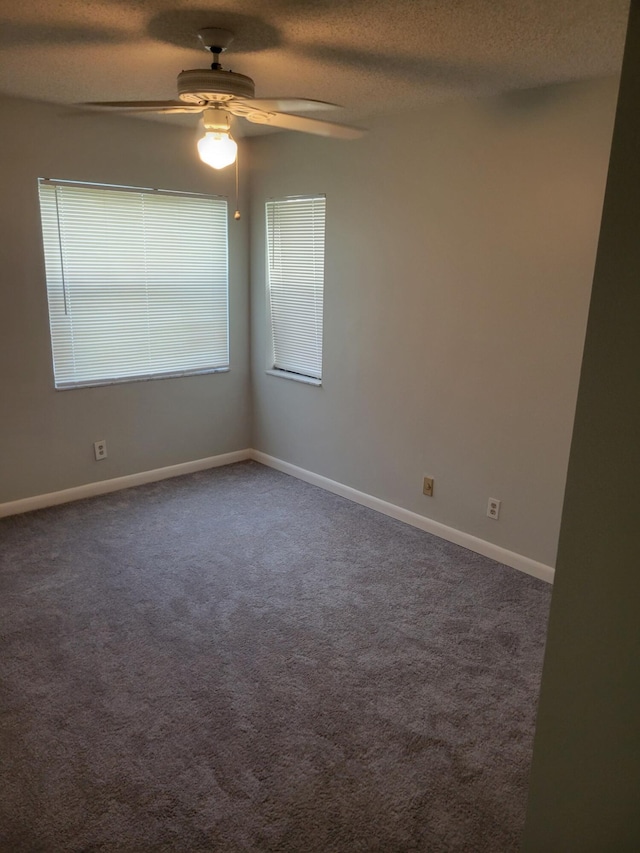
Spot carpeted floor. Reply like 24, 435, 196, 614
0, 461, 550, 852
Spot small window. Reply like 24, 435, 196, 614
38, 179, 229, 389
265, 195, 326, 384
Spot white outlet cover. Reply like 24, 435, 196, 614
487, 497, 501, 519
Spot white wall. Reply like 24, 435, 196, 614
249, 78, 618, 567
0, 95, 250, 503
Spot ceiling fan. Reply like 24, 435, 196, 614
81, 27, 365, 170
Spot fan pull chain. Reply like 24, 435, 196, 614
234, 148, 241, 220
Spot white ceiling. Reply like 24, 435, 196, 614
0, 0, 630, 133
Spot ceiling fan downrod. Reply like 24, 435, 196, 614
207, 46, 224, 71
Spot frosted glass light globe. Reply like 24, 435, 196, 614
197, 131, 238, 170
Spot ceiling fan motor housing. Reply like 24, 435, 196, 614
177, 69, 255, 104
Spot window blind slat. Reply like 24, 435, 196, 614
39, 180, 229, 388
266, 196, 325, 380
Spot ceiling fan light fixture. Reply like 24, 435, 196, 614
197, 108, 237, 170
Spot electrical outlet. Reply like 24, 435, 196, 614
423, 476, 434, 497
487, 497, 501, 520
94, 440, 107, 461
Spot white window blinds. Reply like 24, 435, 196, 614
266, 195, 326, 381
38, 179, 229, 389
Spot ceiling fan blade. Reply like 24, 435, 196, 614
236, 98, 341, 113
112, 106, 205, 114
80, 100, 196, 110
243, 111, 364, 139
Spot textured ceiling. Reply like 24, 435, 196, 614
0, 0, 630, 133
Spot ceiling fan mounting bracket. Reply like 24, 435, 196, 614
198, 28, 234, 53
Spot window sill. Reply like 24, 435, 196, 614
55, 366, 230, 390
266, 369, 322, 387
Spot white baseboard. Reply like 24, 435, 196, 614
1, 447, 554, 584
0, 449, 252, 519
250, 450, 555, 584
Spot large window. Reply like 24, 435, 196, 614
38, 179, 229, 389
266, 195, 326, 384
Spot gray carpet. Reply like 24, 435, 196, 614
0, 461, 550, 852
